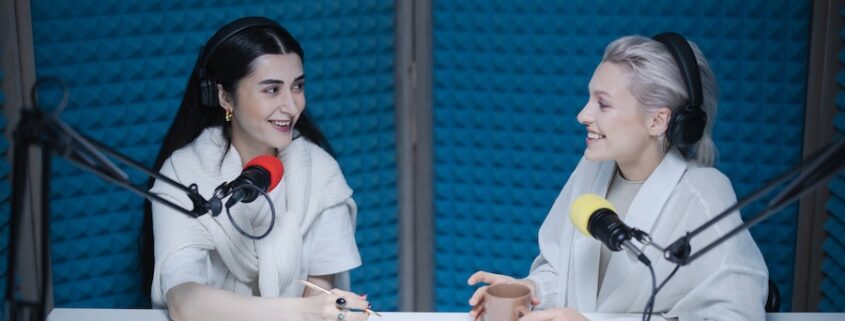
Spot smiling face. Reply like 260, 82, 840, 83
576, 62, 664, 171
218, 53, 305, 162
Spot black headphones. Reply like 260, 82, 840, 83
196, 17, 287, 108
652, 32, 707, 148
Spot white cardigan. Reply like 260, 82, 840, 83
527, 149, 768, 320
149, 127, 357, 307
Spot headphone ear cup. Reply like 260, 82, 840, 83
668, 105, 707, 147
199, 77, 218, 108
681, 107, 707, 146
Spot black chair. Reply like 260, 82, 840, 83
766, 279, 781, 312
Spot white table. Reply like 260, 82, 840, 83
47, 308, 845, 321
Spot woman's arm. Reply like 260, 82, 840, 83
167, 282, 309, 321
303, 274, 335, 297
166, 282, 370, 321
303, 202, 361, 297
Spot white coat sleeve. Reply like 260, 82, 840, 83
307, 203, 362, 276
525, 165, 580, 310
526, 254, 559, 309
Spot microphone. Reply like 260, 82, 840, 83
570, 193, 651, 266
223, 155, 284, 208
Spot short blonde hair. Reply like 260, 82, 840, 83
602, 35, 719, 167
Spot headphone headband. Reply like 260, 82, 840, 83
197, 16, 284, 80
196, 17, 290, 108
652, 32, 707, 148
652, 32, 703, 110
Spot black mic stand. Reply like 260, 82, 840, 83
5, 78, 218, 321
625, 136, 845, 321
662, 136, 845, 265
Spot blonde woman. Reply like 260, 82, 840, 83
468, 34, 768, 321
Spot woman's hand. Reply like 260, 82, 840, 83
301, 289, 370, 321
467, 271, 540, 321
519, 308, 589, 321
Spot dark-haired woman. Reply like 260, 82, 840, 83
141, 17, 367, 321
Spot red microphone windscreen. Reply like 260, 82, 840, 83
244, 155, 284, 192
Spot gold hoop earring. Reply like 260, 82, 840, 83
225, 110, 233, 122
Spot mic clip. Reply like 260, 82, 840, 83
664, 234, 693, 265
621, 228, 653, 266
204, 182, 230, 217
631, 228, 671, 253
185, 183, 218, 218
630, 228, 650, 243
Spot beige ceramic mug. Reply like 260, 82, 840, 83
483, 283, 532, 321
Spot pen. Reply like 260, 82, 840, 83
299, 280, 382, 317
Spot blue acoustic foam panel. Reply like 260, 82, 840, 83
30, 0, 397, 310
819, 4, 845, 312
433, 0, 808, 312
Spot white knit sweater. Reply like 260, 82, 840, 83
149, 127, 356, 307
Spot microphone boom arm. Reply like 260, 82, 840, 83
6, 78, 211, 321
76, 131, 210, 217
664, 137, 845, 265
60, 137, 208, 218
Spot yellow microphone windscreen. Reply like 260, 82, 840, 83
570, 193, 617, 237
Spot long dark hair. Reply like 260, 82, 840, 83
139, 17, 332, 303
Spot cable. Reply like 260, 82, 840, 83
642, 263, 657, 321
656, 264, 681, 295
224, 184, 276, 240
641, 263, 681, 321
